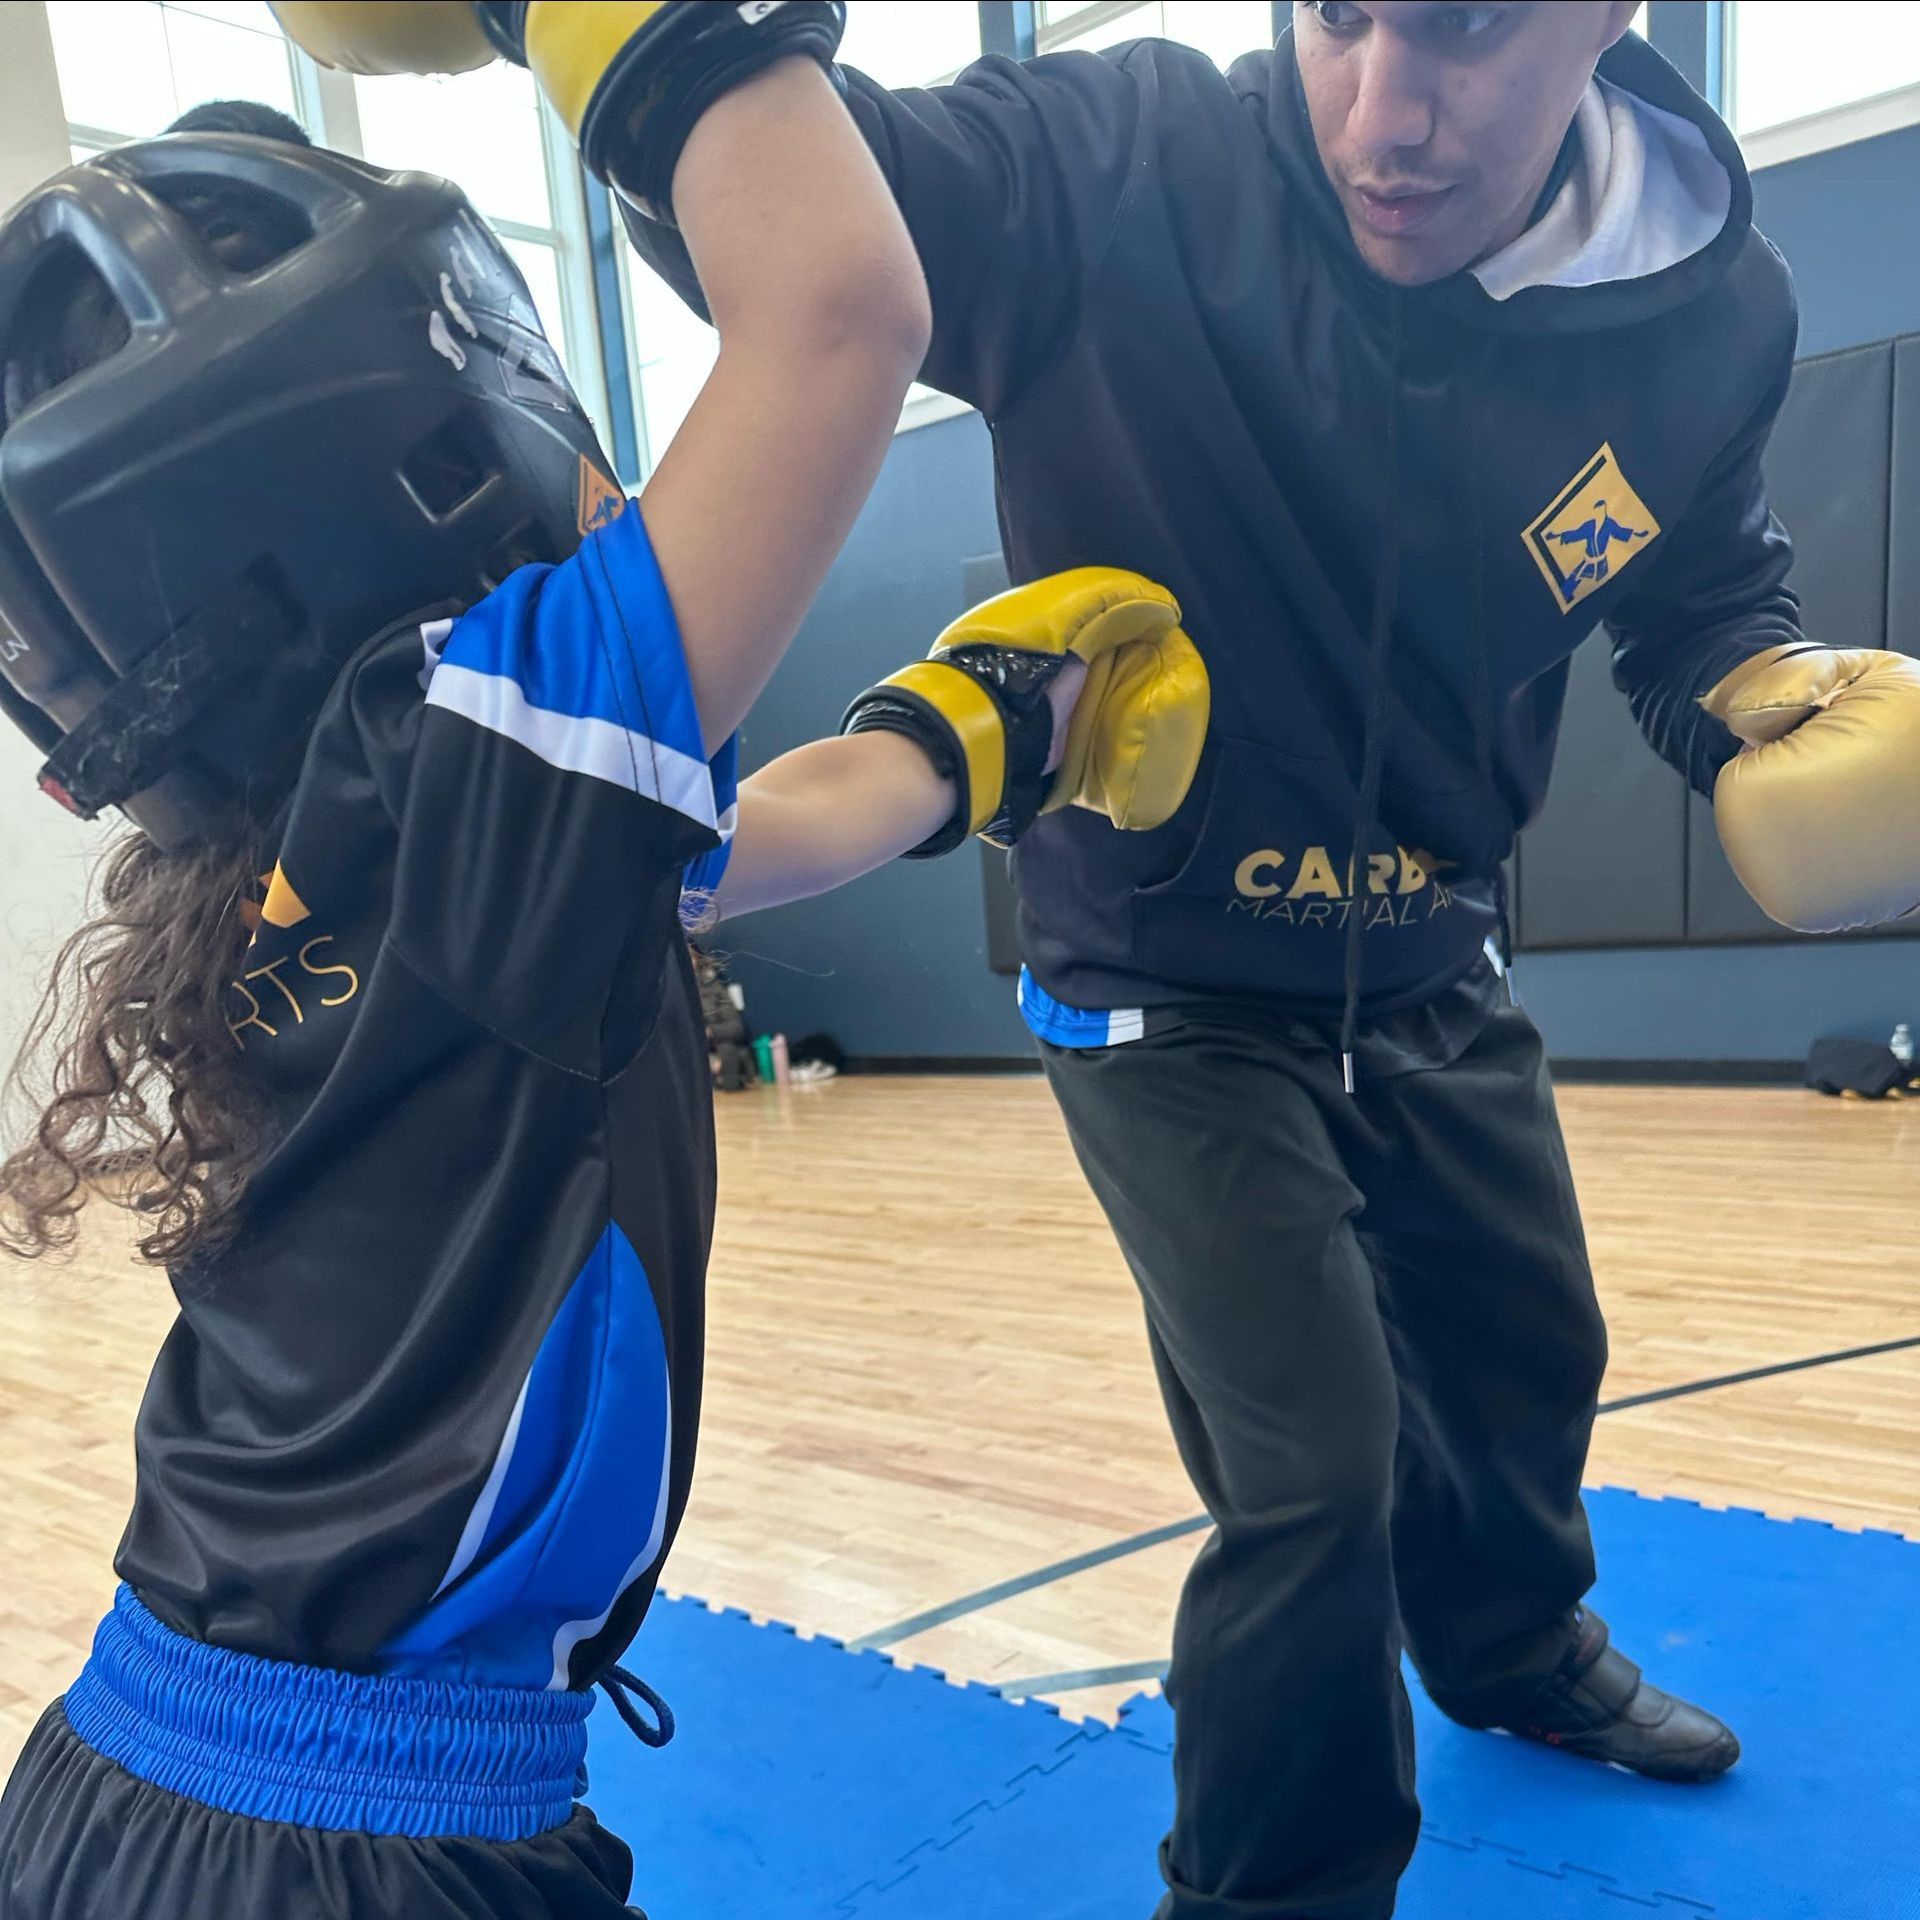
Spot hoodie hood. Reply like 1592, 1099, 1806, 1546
1473, 75, 1733, 300
1260, 27, 1754, 334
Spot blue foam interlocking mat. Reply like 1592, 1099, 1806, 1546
591, 1488, 1918, 1919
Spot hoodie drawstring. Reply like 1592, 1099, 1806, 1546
1339, 292, 1404, 1095
1339, 310, 1512, 1092
1463, 337, 1517, 1007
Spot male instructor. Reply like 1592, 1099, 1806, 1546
624, 4, 1920, 1917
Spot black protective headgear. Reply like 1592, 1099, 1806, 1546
0, 132, 620, 846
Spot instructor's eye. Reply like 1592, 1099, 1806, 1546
1306, 1, 1368, 32
1431, 5, 1508, 39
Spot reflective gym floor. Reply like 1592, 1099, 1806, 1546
3, 1074, 1914, 1764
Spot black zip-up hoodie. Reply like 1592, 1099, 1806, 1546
627, 28, 1802, 1038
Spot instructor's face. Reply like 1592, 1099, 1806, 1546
1296, 1, 1640, 286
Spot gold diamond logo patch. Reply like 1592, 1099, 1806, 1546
1523, 442, 1660, 613
576, 458, 627, 539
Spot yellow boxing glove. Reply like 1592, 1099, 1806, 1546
269, 2, 497, 76
1700, 643, 1920, 931
842, 568, 1211, 857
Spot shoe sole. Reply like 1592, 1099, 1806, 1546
1488, 1724, 1742, 1783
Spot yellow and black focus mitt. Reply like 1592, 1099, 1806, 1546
842, 568, 1211, 859
272, 1, 845, 217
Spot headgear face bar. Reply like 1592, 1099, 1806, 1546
0, 133, 618, 846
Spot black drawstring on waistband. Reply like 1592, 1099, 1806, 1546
600, 1664, 675, 1750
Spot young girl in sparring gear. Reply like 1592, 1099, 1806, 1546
0, 3, 1204, 1908
0, 51, 923, 1920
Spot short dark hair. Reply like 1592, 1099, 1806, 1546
165, 99, 312, 145
151, 102, 320, 276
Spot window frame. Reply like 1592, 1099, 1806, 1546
1722, 1, 1920, 172
1036, 0, 1160, 56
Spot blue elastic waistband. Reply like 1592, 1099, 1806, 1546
63, 1586, 593, 1841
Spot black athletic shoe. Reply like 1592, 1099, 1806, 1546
1501, 1608, 1740, 1783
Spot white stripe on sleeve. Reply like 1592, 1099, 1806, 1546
426, 661, 718, 830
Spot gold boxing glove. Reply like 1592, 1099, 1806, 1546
1701, 643, 1920, 931
841, 568, 1211, 857
269, 3, 498, 76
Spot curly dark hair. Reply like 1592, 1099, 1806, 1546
0, 102, 319, 1269
1, 829, 269, 1266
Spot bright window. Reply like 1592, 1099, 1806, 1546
1038, 0, 1275, 69
46, 0, 296, 139
349, 63, 553, 229
1728, 0, 1920, 137
840, 0, 982, 87
45, 3, 607, 426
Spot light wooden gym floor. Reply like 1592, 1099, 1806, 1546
1, 1077, 1915, 1766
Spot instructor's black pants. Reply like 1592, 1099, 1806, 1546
1041, 995, 1608, 1920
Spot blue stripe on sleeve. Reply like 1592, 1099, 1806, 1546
681, 734, 738, 901
428, 504, 724, 828
440, 508, 703, 761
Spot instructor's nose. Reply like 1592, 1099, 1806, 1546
1344, 33, 1438, 166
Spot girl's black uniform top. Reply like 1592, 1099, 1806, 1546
2, 497, 739, 1917
122, 496, 736, 1693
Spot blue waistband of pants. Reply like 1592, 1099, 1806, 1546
62, 1586, 593, 1841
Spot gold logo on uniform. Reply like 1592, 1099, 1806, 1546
577, 458, 627, 539
227, 861, 359, 1046
259, 863, 311, 930
1523, 442, 1660, 613
239, 864, 311, 937
1227, 844, 1458, 929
